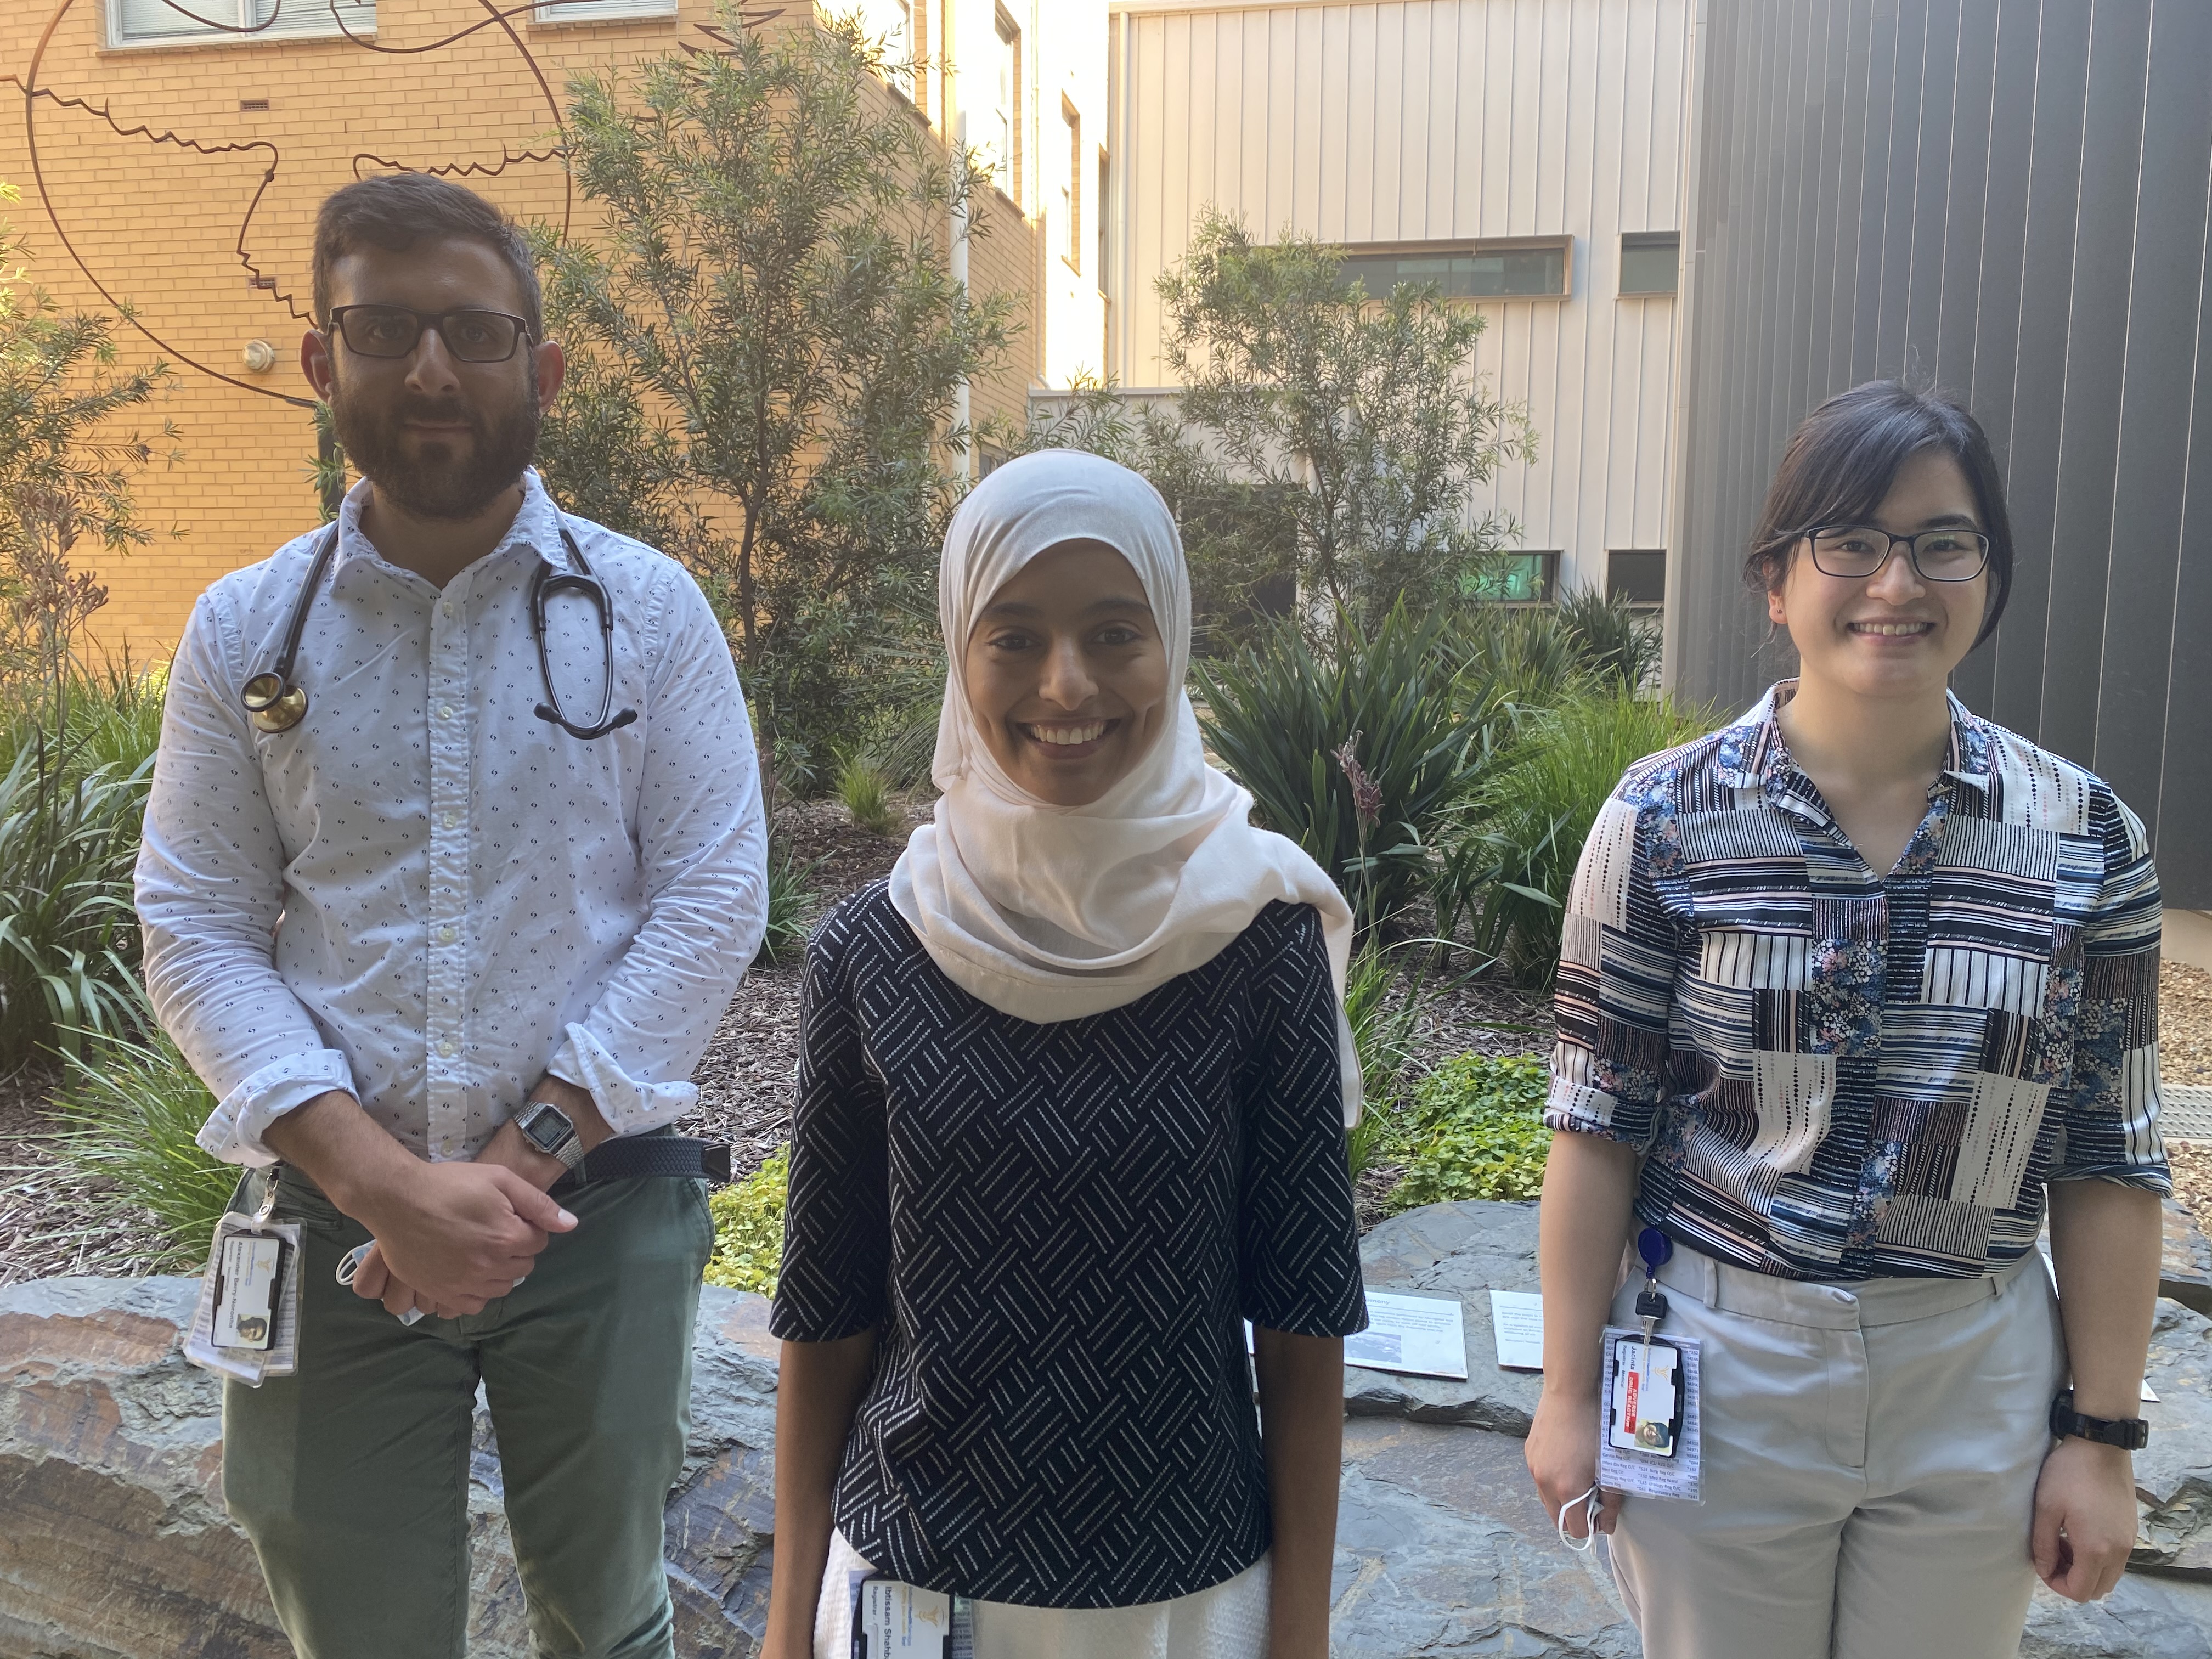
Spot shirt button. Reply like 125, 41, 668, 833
437, 1040, 456, 1058
438, 704, 454, 720
437, 925, 456, 944
442, 812, 458, 829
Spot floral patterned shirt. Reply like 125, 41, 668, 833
1547, 682, 2170, 1280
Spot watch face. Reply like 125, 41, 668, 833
521, 1104, 572, 1152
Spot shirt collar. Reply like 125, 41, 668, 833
1716, 680, 1991, 820
331, 469, 575, 584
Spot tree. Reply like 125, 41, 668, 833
537, 7, 1014, 788
0, 182, 174, 690
1151, 211, 1538, 637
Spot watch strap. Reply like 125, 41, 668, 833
516, 1099, 588, 1171
2049, 1387, 2150, 1451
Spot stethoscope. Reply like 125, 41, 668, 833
241, 517, 640, 741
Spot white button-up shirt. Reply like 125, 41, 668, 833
137, 473, 768, 1166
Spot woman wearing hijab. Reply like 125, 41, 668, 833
760, 450, 1369, 1659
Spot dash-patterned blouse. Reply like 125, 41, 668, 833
1547, 682, 2169, 1281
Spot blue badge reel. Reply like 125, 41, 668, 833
1598, 1227, 1703, 1502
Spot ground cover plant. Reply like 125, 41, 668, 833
1379, 1051, 1550, 1213
704, 1144, 788, 1295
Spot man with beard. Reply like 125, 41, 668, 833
134, 174, 767, 1658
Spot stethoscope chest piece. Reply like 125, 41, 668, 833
242, 671, 309, 733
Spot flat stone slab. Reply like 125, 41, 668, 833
2136, 1297, 2212, 1581
0, 1275, 775, 1659
1347, 1200, 1545, 1435
2164, 1200, 2212, 1318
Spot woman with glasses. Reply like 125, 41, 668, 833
1526, 381, 2169, 1657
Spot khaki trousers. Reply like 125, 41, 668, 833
1606, 1245, 2064, 1659
221, 1163, 713, 1659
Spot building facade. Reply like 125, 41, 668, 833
0, 0, 1107, 648
1102, 0, 1695, 607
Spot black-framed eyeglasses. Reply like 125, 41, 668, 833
1804, 524, 1991, 583
325, 304, 534, 363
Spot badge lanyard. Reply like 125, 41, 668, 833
1596, 1226, 1704, 1503
184, 1171, 304, 1386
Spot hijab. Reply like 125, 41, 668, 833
887, 449, 1362, 1125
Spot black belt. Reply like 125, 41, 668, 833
554, 1135, 731, 1193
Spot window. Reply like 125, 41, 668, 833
1608, 550, 1667, 605
1465, 552, 1560, 603
990, 10, 1021, 200
884, 1, 915, 101
1097, 148, 1110, 294
1062, 99, 1081, 272
532, 0, 674, 20
532, 0, 674, 22
1620, 233, 1679, 297
1338, 238, 1572, 301
111, 0, 374, 46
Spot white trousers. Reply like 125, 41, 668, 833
1607, 1245, 2065, 1659
811, 1529, 1272, 1659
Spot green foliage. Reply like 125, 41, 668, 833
1554, 585, 1662, 690
759, 839, 821, 967
537, 7, 1013, 790
1153, 212, 1538, 638
0, 180, 176, 687
1443, 686, 1715, 985
1342, 944, 1422, 1181
704, 1145, 788, 1294
48, 1019, 233, 1272
835, 750, 898, 837
1383, 1052, 1550, 1213
1195, 605, 1475, 931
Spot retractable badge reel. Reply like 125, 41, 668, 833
184, 1173, 304, 1386
1596, 1227, 1703, 1502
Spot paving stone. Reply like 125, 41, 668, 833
2136, 1297, 2212, 1582
2164, 1200, 2212, 1318
1348, 1200, 1546, 1435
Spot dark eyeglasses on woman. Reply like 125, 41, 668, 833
325, 304, 534, 363
1804, 524, 1990, 582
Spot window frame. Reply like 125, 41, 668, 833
990, 6, 1022, 205
1061, 96, 1082, 274
106, 0, 375, 49
1606, 549, 1668, 607
1618, 231, 1680, 298
529, 0, 676, 24
1468, 551, 1562, 605
1336, 236, 1575, 303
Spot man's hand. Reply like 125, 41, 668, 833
347, 1161, 575, 1318
474, 1074, 616, 1193
2032, 1435, 2140, 1602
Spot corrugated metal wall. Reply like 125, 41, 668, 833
1107, 0, 1692, 597
1671, 0, 2212, 905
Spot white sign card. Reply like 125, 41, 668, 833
1344, 1290, 1470, 1380
1488, 1289, 1545, 1370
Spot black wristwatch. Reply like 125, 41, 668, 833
514, 1099, 587, 1172
2049, 1388, 2149, 1451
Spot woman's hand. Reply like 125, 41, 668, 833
1526, 1387, 1622, 1541
2031, 1436, 2140, 1602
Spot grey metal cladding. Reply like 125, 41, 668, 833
1676, 0, 2212, 905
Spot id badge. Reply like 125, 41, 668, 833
185, 1186, 303, 1387
852, 1575, 973, 1659
1597, 1326, 1702, 1502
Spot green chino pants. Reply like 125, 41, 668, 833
220, 1162, 713, 1659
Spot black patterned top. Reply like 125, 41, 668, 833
770, 883, 1367, 1608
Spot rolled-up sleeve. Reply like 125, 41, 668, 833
136, 592, 356, 1167
545, 563, 768, 1136
2048, 789, 2171, 1194
1545, 784, 1678, 1151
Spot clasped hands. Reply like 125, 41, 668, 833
345, 1075, 606, 1321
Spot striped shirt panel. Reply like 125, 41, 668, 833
1545, 685, 2171, 1282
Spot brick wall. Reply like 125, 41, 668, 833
0, 0, 1040, 655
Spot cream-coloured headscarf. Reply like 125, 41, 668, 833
888, 449, 1361, 1125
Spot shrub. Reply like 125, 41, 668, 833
836, 751, 898, 837
1342, 944, 1423, 1181
1195, 605, 1473, 930
1554, 585, 1662, 690
1383, 1052, 1550, 1213
1440, 686, 1714, 985
758, 840, 821, 967
704, 1146, 788, 1295
48, 1020, 234, 1272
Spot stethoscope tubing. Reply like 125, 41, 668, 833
243, 515, 635, 742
